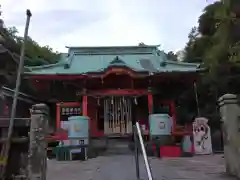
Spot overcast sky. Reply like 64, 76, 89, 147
1, 0, 216, 53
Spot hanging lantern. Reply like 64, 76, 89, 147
111, 96, 114, 104
97, 97, 100, 106
134, 97, 138, 105
122, 96, 125, 105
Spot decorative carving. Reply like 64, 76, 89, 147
109, 56, 125, 65
102, 67, 134, 78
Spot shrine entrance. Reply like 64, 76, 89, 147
103, 96, 133, 135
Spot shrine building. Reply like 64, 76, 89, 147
24, 45, 202, 139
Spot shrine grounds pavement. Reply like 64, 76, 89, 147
47, 154, 237, 180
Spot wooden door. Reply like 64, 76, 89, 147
104, 96, 132, 135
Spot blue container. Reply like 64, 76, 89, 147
149, 114, 172, 136
68, 116, 89, 139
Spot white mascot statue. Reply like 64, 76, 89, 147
193, 117, 212, 155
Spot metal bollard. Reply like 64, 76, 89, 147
134, 125, 140, 180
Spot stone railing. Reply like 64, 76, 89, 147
219, 94, 240, 179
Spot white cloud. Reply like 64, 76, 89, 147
1, 0, 215, 53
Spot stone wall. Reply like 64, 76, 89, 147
219, 94, 240, 179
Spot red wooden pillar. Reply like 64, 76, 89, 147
82, 95, 88, 116
170, 101, 177, 132
148, 93, 153, 114
83, 95, 91, 136
56, 103, 60, 129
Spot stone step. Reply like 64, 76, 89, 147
104, 137, 133, 155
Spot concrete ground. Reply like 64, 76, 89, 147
47, 154, 237, 180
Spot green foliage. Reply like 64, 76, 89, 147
166, 51, 178, 61
4, 26, 60, 66
0, 6, 59, 66
198, 2, 222, 36
180, 0, 240, 128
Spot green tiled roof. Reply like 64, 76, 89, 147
24, 45, 201, 75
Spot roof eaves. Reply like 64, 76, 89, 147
154, 68, 205, 74
25, 62, 65, 71
65, 53, 75, 68
24, 53, 74, 72
165, 60, 201, 68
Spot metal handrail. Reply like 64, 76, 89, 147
134, 122, 153, 180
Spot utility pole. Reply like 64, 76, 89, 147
0, 5, 3, 28
0, 9, 32, 179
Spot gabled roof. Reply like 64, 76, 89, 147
24, 45, 202, 76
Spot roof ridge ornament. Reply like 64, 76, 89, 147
160, 61, 167, 67
109, 56, 126, 65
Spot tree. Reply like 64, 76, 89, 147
175, 50, 185, 61
6, 28, 60, 65
198, 2, 222, 36
183, 27, 206, 63
166, 51, 178, 61
0, 7, 59, 66
179, 0, 240, 130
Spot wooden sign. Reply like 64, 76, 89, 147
61, 107, 81, 115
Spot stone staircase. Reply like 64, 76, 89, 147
104, 137, 134, 155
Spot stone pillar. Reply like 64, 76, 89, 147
218, 94, 240, 179
28, 104, 49, 180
